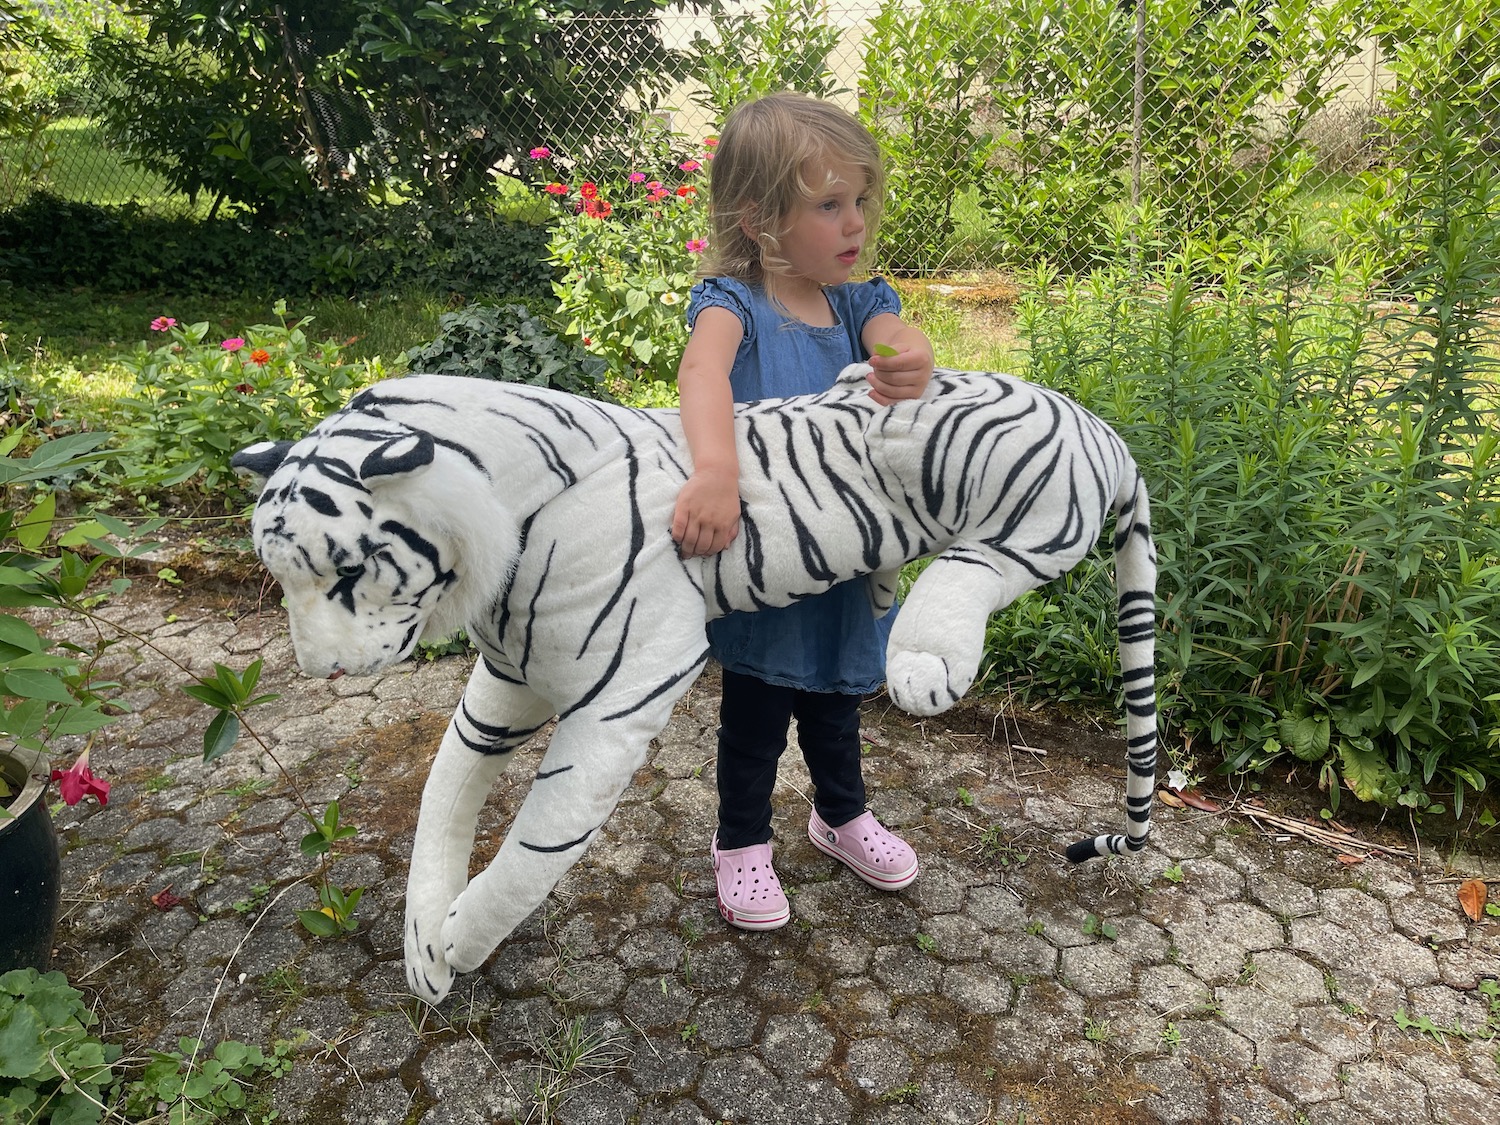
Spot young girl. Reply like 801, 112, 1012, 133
671, 92, 936, 931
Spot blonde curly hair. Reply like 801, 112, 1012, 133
700, 93, 886, 296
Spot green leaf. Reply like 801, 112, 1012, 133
1338, 742, 1395, 805
0, 1001, 49, 1079
0, 615, 45, 653
298, 908, 339, 937
13, 493, 55, 551
202, 710, 240, 763
2, 668, 80, 704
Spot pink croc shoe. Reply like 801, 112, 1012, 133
808, 809, 919, 890
711, 834, 790, 931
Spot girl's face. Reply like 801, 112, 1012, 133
775, 156, 869, 290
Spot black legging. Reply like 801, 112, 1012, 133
715, 668, 866, 849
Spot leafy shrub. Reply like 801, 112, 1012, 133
112, 303, 372, 495
684, 0, 844, 120
996, 241, 1500, 815
404, 303, 613, 400
0, 194, 554, 297
534, 127, 710, 386
0, 968, 120, 1124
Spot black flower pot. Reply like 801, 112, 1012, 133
0, 748, 61, 972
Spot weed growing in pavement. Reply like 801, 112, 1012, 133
1080, 914, 1117, 941
1083, 1018, 1113, 1043
1161, 863, 1185, 884
528, 1016, 629, 1123
916, 933, 937, 955
1160, 1022, 1182, 1053
977, 826, 1029, 867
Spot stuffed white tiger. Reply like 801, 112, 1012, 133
233, 365, 1158, 1004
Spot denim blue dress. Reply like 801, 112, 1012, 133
688, 275, 902, 695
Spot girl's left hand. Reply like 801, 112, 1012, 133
867, 347, 932, 405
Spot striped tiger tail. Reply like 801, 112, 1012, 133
1065, 465, 1159, 863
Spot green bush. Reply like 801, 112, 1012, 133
404, 303, 614, 400
0, 194, 555, 297
994, 243, 1500, 816
112, 303, 374, 495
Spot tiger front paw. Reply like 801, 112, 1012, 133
886, 650, 967, 717
405, 915, 457, 1004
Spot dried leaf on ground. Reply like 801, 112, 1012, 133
1457, 878, 1488, 922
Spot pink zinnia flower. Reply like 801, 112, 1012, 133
221, 337, 245, 351
544, 183, 568, 195
628, 171, 646, 184
529, 146, 552, 159
150, 316, 176, 332
703, 136, 718, 148
686, 239, 707, 254
646, 181, 668, 201
51, 750, 109, 806
679, 159, 702, 173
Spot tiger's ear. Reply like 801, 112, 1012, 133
232, 441, 295, 488
360, 431, 435, 484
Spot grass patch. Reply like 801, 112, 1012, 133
3, 117, 199, 213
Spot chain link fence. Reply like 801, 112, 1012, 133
4, 0, 1490, 277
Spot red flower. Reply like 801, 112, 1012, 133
51, 750, 110, 806
249, 348, 271, 366
583, 198, 613, 219
675, 185, 698, 198
579, 182, 599, 200
544, 183, 569, 195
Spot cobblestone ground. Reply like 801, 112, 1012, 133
36, 585, 1500, 1124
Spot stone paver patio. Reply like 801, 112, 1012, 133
35, 583, 1500, 1124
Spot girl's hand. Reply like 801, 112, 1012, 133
867, 344, 933, 405
672, 467, 741, 558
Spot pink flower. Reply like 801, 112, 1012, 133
628, 171, 646, 184
686, 239, 707, 254
679, 159, 702, 172
51, 750, 109, 807
703, 136, 718, 148
529, 146, 552, 160
221, 337, 246, 351
646, 181, 668, 201
150, 316, 176, 332
544, 183, 569, 195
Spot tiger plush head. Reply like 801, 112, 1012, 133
233, 414, 517, 679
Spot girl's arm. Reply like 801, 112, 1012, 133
672, 305, 745, 558
863, 312, 935, 405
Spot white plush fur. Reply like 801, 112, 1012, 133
235, 365, 1158, 1004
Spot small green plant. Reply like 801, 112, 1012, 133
977, 826, 1030, 867
955, 786, 974, 807
0, 968, 119, 1124
121, 1035, 293, 1122
1161, 863, 1185, 884
1083, 1018, 1113, 1043
915, 932, 937, 954
1025, 919, 1045, 936
1160, 1022, 1182, 1053
403, 303, 613, 400
679, 1023, 699, 1043
880, 1080, 922, 1104
1081, 914, 1117, 941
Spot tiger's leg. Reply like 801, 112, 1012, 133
439, 652, 708, 982
885, 546, 1035, 717
405, 657, 556, 1003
